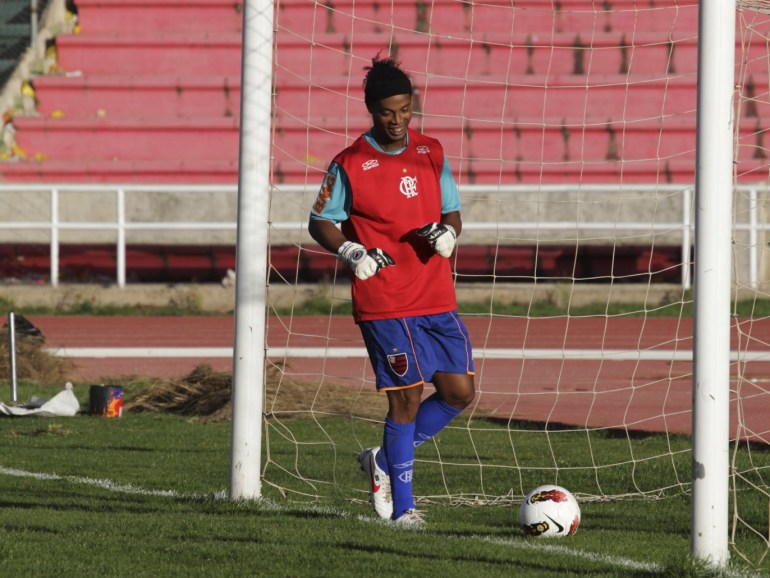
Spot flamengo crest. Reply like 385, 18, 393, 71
387, 352, 408, 376
400, 175, 418, 198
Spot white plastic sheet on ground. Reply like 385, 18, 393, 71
0, 382, 80, 417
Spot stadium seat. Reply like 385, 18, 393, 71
0, 0, 763, 188
73, 0, 244, 34
55, 32, 243, 76
13, 116, 240, 161
32, 74, 242, 118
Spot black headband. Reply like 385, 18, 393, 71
364, 75, 413, 104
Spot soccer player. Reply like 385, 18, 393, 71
308, 55, 476, 525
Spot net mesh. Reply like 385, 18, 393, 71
266, 0, 770, 565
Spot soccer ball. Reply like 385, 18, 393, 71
519, 484, 581, 537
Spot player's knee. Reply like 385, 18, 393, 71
445, 384, 475, 409
458, 387, 476, 408
387, 385, 424, 422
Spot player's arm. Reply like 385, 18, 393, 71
441, 210, 462, 237
308, 217, 347, 254
308, 165, 394, 280
417, 154, 462, 257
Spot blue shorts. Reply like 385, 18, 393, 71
359, 311, 475, 391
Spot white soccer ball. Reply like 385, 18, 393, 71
519, 484, 581, 537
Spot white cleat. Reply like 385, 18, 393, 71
392, 508, 425, 526
358, 446, 393, 520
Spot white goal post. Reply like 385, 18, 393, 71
230, 0, 274, 500
692, 0, 735, 567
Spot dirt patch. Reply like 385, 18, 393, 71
0, 336, 75, 386
124, 364, 389, 422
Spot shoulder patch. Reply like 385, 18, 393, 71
312, 172, 336, 214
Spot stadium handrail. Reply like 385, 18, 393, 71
0, 182, 764, 289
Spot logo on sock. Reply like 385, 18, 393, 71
414, 433, 431, 448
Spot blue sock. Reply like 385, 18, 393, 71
413, 393, 462, 448
382, 417, 416, 519
375, 395, 462, 474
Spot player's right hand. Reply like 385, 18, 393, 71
338, 241, 395, 281
416, 222, 457, 258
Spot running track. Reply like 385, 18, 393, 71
30, 315, 770, 438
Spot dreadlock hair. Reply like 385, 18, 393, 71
363, 54, 413, 109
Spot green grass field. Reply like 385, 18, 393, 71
1, 383, 768, 577
1, 295, 769, 576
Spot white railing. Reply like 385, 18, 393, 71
0, 183, 766, 289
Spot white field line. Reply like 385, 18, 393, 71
1, 464, 764, 578
0, 464, 659, 575
45, 346, 770, 362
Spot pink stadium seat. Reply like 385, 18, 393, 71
275, 0, 418, 36
0, 159, 240, 183
274, 0, 700, 37
55, 33, 243, 76
13, 117, 240, 161
33, 75, 242, 118
1, 0, 766, 189
418, 0, 700, 36
74, 0, 244, 34
273, 71, 699, 122
274, 31, 698, 79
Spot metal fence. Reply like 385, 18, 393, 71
0, 182, 767, 289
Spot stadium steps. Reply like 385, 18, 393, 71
31, 71, 702, 122
10, 113, 702, 164
2, 0, 246, 183
0, 159, 240, 184
274, 31, 756, 78
31, 74, 242, 118
12, 116, 240, 161
73, 0, 243, 34
0, 0, 752, 187
10, 154, 758, 186
10, 111, 770, 178
269, 72, 702, 121
55, 32, 243, 76
6, 155, 767, 186
275, 0, 699, 36
52, 29, 735, 79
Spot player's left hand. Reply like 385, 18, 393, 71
417, 222, 457, 258
338, 241, 395, 280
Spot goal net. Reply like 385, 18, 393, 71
263, 0, 770, 564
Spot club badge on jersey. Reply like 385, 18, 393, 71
400, 174, 418, 198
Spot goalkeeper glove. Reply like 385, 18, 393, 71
417, 222, 457, 258
338, 241, 395, 281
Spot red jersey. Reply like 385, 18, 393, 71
334, 129, 458, 322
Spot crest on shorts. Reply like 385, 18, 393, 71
387, 352, 408, 376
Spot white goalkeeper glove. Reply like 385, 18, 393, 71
338, 241, 395, 281
417, 222, 457, 258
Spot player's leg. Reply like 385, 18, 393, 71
413, 311, 476, 446
414, 373, 474, 447
358, 317, 428, 521
384, 384, 423, 520
432, 371, 475, 408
